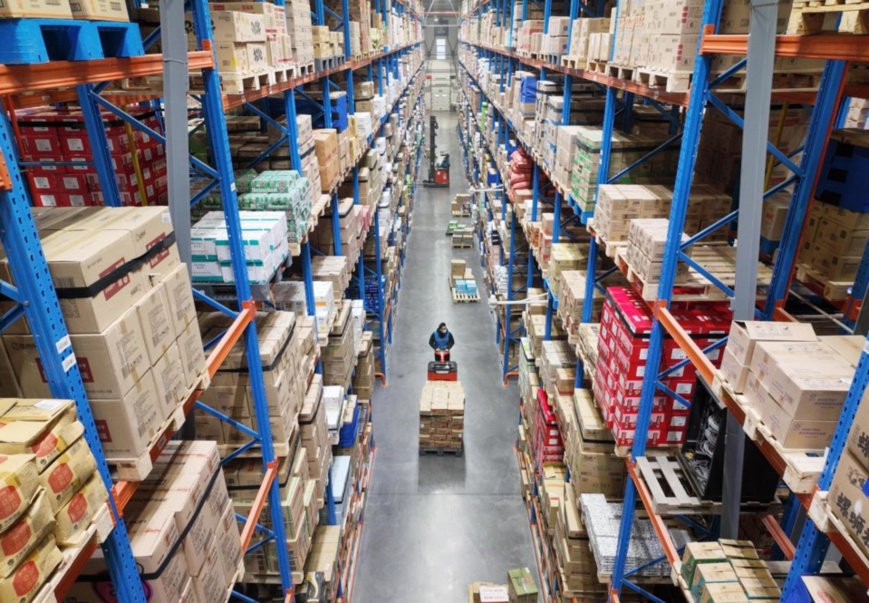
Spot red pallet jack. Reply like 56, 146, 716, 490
427, 349, 457, 381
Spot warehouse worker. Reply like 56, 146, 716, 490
429, 322, 455, 362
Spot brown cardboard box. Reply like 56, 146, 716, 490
0, 454, 39, 533
699, 583, 749, 603
215, 42, 250, 73
801, 576, 869, 603
152, 343, 188, 416
0, 489, 53, 578
726, 320, 816, 366
193, 537, 230, 601
820, 335, 864, 367
0, 0, 72, 18
765, 354, 853, 421
847, 387, 869, 468
719, 349, 749, 393
40, 437, 97, 513
128, 504, 191, 602
0, 535, 62, 603
759, 389, 837, 449
70, 307, 150, 399
177, 321, 207, 388
681, 541, 726, 585
162, 263, 197, 330
691, 563, 739, 600
213, 10, 267, 42
91, 371, 163, 459
0, 402, 83, 472
830, 450, 869, 559
54, 474, 108, 546
70, 0, 129, 20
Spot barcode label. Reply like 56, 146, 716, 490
45, 0, 61, 5
62, 353, 76, 373
56, 335, 71, 355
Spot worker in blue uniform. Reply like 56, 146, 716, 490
429, 322, 455, 362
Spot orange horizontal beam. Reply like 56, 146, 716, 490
655, 305, 716, 383
0, 51, 213, 96
240, 460, 278, 552
627, 460, 682, 566
762, 514, 795, 560
701, 27, 869, 62
54, 536, 99, 600
208, 302, 256, 379
827, 527, 869, 586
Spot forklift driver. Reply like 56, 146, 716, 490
429, 323, 455, 362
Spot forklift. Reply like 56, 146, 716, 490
423, 115, 450, 188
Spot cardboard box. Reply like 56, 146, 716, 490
161, 263, 197, 330
129, 505, 191, 603
759, 388, 837, 449
847, 387, 869, 468
215, 42, 250, 73
213, 10, 267, 42
0, 489, 54, 578
719, 349, 749, 393
177, 321, 207, 387
831, 449, 869, 560
0, 454, 40, 533
0, 535, 62, 603
801, 576, 869, 603
681, 542, 726, 585
69, 0, 129, 20
507, 567, 538, 602
54, 474, 108, 546
699, 583, 749, 603
727, 320, 817, 365
152, 343, 188, 415
691, 563, 739, 600
40, 437, 97, 513
0, 402, 83, 472
90, 371, 163, 459
0, 0, 72, 18
193, 536, 229, 602
70, 307, 150, 399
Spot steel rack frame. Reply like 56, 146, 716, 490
461, 0, 869, 600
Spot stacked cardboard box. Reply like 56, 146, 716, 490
211, 10, 270, 91
285, 0, 314, 66
303, 525, 342, 600
18, 108, 167, 207
555, 485, 607, 600
191, 210, 289, 284
595, 287, 730, 447
323, 301, 357, 388
238, 170, 314, 244
69, 442, 241, 602
570, 129, 680, 213
311, 255, 351, 300
313, 129, 340, 192
468, 583, 510, 602
419, 381, 465, 452
563, 389, 625, 500
507, 568, 539, 602
830, 386, 869, 562
0, 398, 110, 602
557, 271, 606, 344
300, 375, 332, 508
352, 332, 375, 400
722, 320, 855, 450
311, 197, 365, 261
198, 311, 305, 450
210, 2, 292, 72
680, 540, 780, 601
566, 18, 610, 61
624, 218, 691, 283
0, 207, 203, 463
534, 388, 564, 469
798, 200, 869, 282
539, 340, 575, 401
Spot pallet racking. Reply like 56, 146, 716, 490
0, 0, 423, 600
459, 0, 869, 601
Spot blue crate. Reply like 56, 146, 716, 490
338, 401, 360, 447
0, 19, 144, 64
297, 91, 349, 132
817, 138, 869, 213
759, 236, 780, 258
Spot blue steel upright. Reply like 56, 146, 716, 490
608, 0, 725, 598
0, 92, 147, 602
191, 0, 295, 595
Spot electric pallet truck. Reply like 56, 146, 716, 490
427, 348, 458, 381
423, 115, 450, 188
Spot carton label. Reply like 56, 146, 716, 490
67, 492, 88, 523
99, 257, 130, 301
62, 353, 76, 373
13, 560, 38, 595
147, 234, 170, 268
1, 522, 30, 555
76, 357, 94, 383
47, 463, 73, 494
95, 420, 112, 444
0, 486, 21, 520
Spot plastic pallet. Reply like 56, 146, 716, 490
0, 19, 144, 64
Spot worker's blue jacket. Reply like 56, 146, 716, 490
430, 330, 455, 349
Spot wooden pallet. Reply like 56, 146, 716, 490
452, 287, 480, 303
795, 262, 852, 301
561, 55, 585, 69
634, 68, 692, 93
787, 0, 869, 34
420, 446, 464, 456
298, 61, 315, 76
607, 63, 636, 82
221, 70, 273, 95
585, 59, 608, 74
636, 455, 717, 515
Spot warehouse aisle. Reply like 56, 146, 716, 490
353, 111, 540, 601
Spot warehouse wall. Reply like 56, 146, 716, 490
424, 19, 458, 58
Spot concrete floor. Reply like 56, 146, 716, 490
353, 110, 540, 601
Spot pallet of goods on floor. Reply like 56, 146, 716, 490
459, 0, 869, 599
0, 0, 423, 598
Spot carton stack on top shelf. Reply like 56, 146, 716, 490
680, 539, 781, 601
830, 384, 869, 561
557, 271, 606, 344
0, 207, 205, 465
286, 0, 314, 68
323, 301, 358, 388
